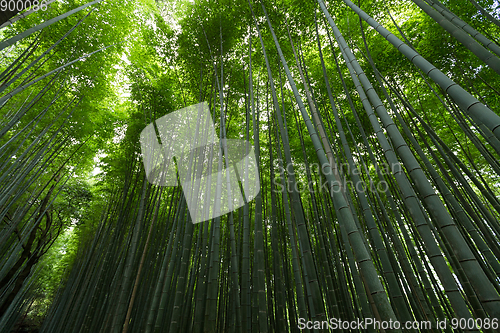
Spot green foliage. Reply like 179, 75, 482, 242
3, 0, 500, 331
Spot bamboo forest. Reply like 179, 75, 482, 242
1, 0, 500, 332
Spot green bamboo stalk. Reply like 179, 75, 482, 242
0, 0, 103, 51
338, 0, 500, 140
260, 1, 399, 327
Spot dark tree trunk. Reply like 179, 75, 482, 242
0, 255, 39, 316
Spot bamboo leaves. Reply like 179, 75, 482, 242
4, 0, 500, 332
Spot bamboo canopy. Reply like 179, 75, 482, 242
0, 0, 499, 332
